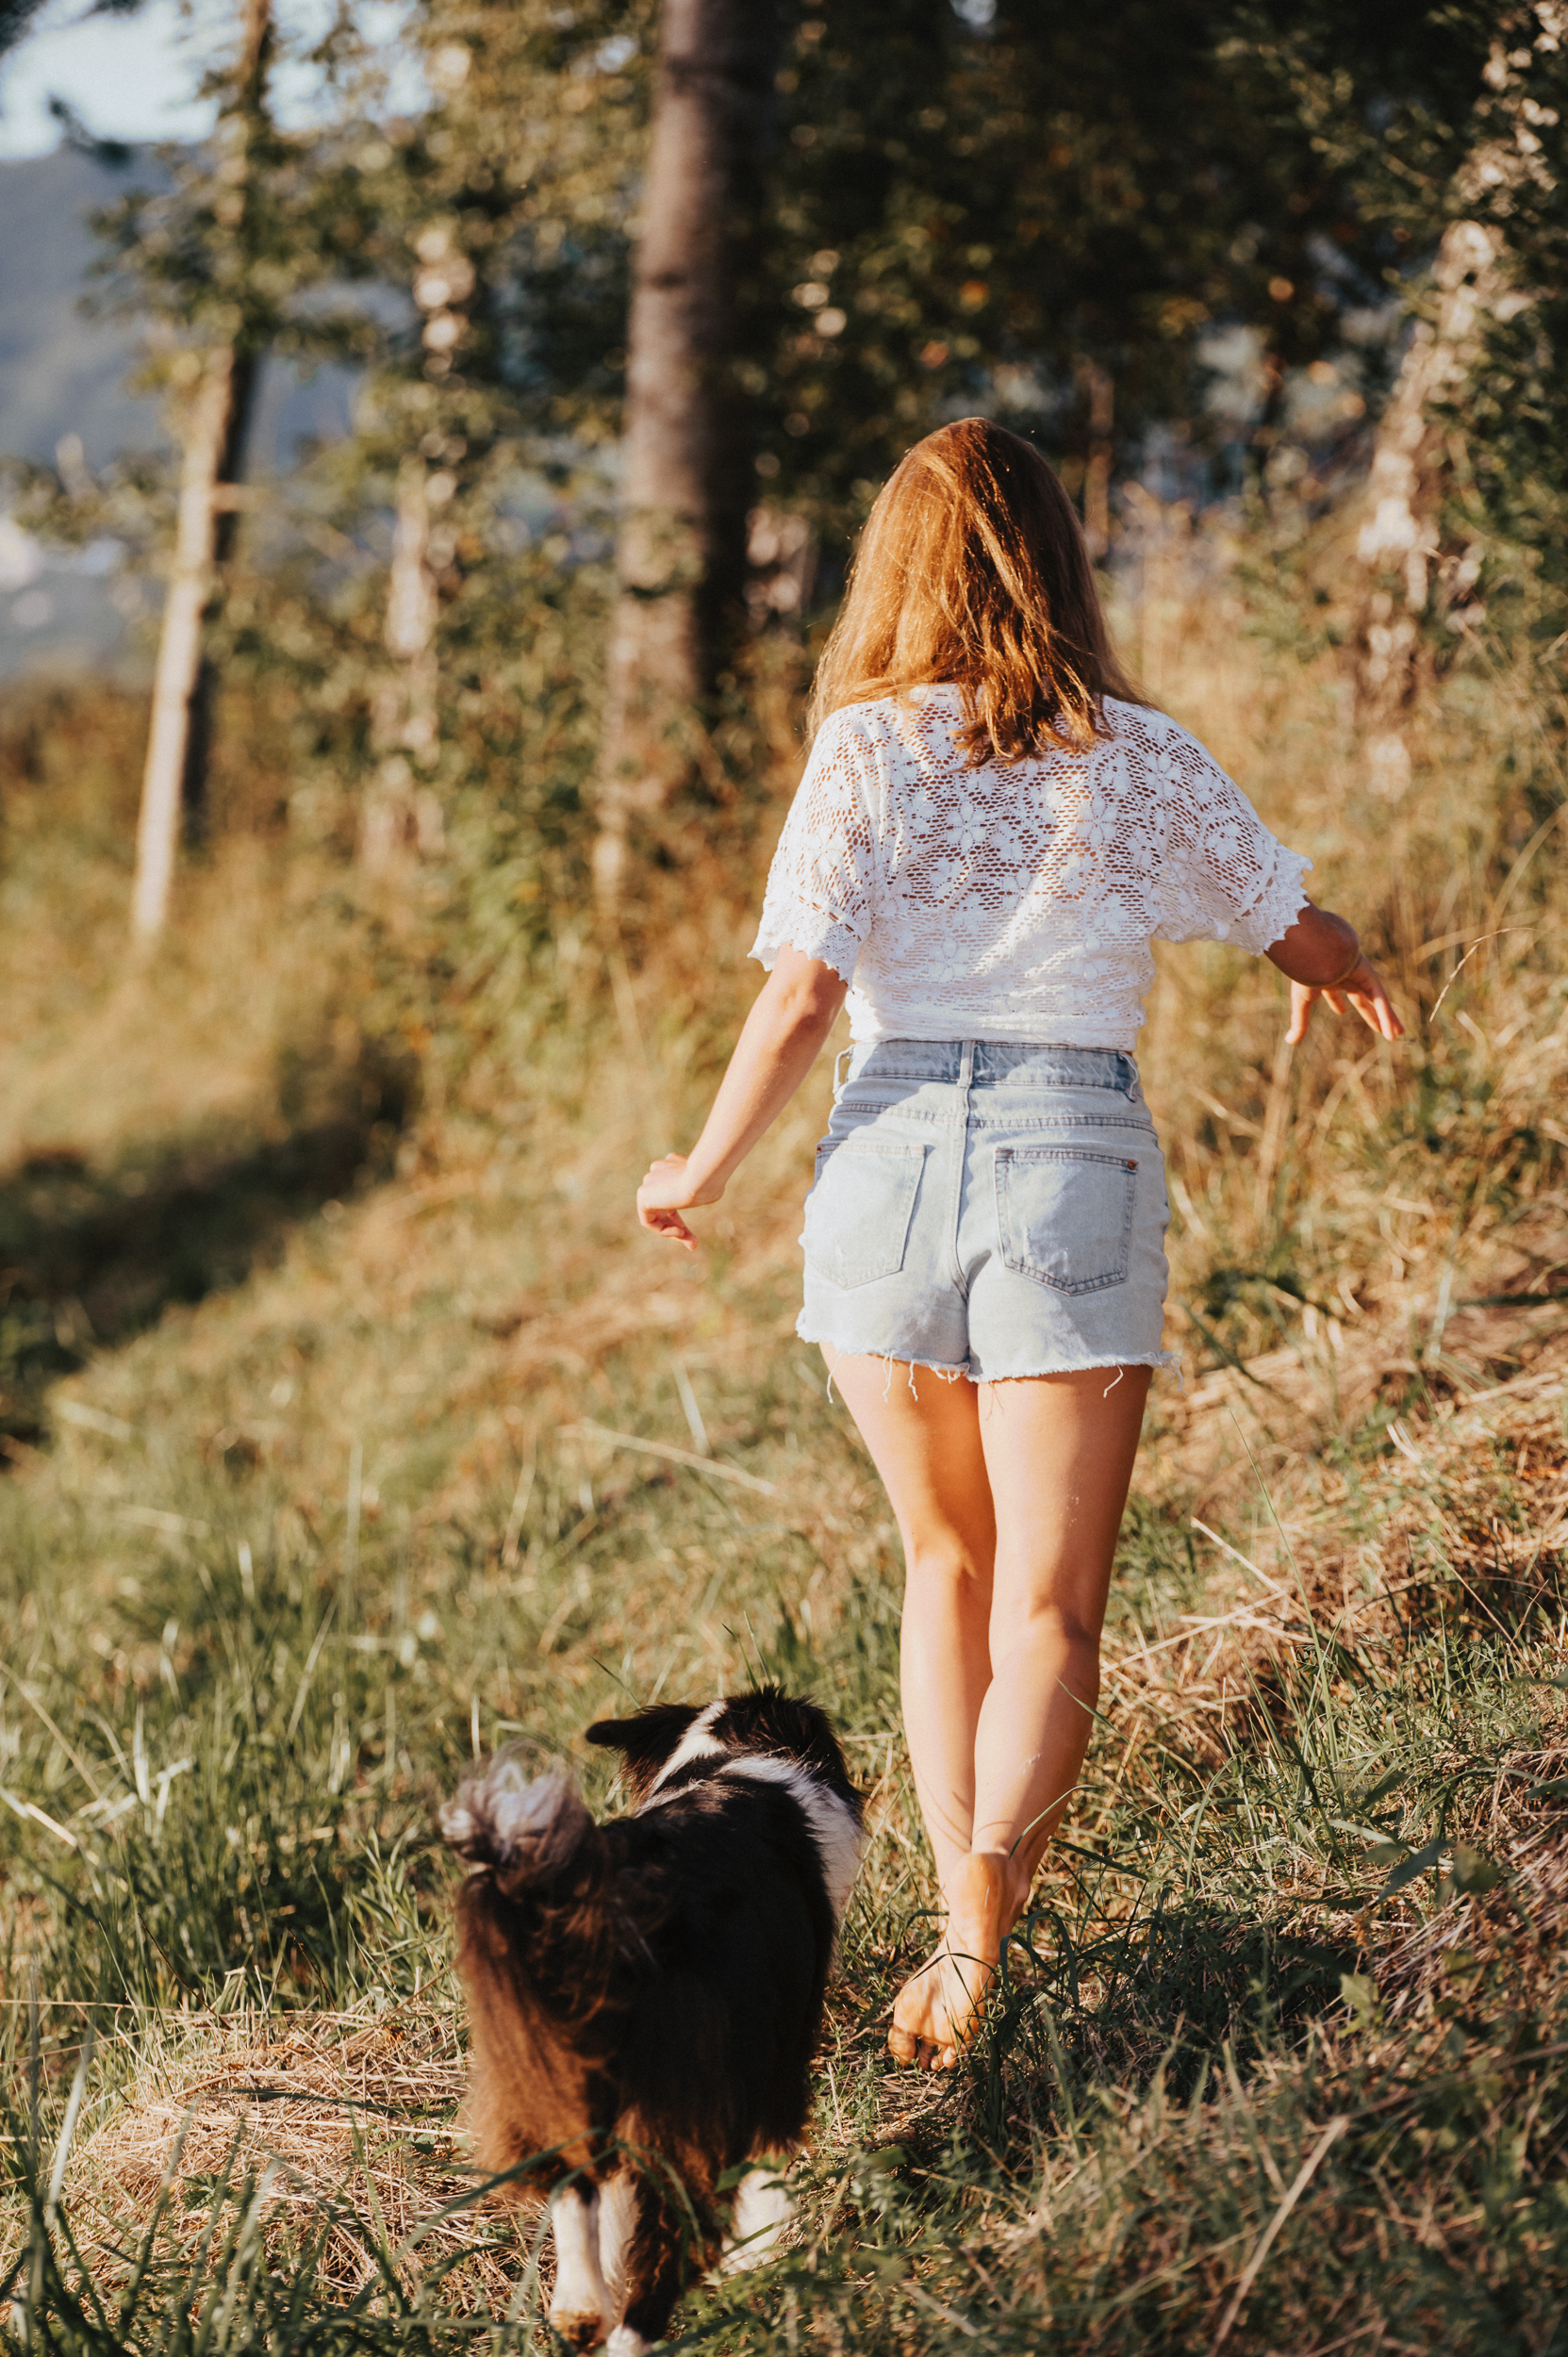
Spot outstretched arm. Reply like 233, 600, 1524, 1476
1266, 901, 1404, 1044
636, 947, 848, 1250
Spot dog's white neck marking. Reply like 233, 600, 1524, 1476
717, 1756, 865, 1920
643, 1699, 725, 1800
637, 1709, 865, 1922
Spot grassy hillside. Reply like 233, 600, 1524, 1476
1, 553, 1565, 2352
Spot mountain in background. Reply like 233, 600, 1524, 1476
0, 145, 359, 684
0, 144, 164, 470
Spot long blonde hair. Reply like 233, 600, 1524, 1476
807, 417, 1146, 765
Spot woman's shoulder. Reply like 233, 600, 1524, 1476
809, 687, 963, 774
811, 696, 880, 731
816, 684, 960, 732
1101, 695, 1177, 746
1101, 699, 1232, 783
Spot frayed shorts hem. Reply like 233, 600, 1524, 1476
798, 1319, 1180, 1386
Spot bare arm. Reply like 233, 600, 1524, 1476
1266, 900, 1404, 1045
636, 947, 848, 1250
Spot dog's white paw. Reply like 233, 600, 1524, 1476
550, 2185, 610, 2345
718, 2166, 793, 2274
604, 2328, 648, 2357
549, 2311, 609, 2351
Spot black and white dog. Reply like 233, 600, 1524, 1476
440, 1688, 865, 2353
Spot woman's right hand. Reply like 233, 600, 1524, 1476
636, 1153, 724, 1251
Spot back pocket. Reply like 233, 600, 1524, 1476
994, 1146, 1137, 1294
803, 1140, 926, 1288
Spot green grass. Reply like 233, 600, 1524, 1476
2, 1054, 1563, 2351
3, 1341, 1564, 2351
2, 578, 1567, 2351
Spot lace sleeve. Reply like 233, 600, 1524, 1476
750, 709, 881, 984
1151, 723, 1312, 954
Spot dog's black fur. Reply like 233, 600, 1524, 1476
441, 1687, 863, 2350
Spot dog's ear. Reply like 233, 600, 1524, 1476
585, 1702, 701, 1799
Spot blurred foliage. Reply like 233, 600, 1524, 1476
2, 0, 1564, 928
750, 0, 1402, 523
1235, 1, 1568, 636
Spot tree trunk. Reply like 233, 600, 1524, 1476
363, 455, 443, 871
1073, 358, 1114, 561
592, 0, 781, 904
1349, 18, 1555, 798
131, 348, 256, 939
130, 0, 270, 942
1352, 222, 1504, 793
359, 217, 481, 872
182, 349, 259, 840
1351, 219, 1504, 799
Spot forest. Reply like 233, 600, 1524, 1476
0, 0, 1566, 2349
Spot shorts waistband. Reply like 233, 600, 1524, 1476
843, 1038, 1142, 1094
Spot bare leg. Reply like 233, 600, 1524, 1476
826, 1354, 996, 1887
972, 1369, 1149, 1905
828, 1354, 1149, 2070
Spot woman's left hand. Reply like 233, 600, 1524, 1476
1285, 952, 1405, 1045
636, 1153, 723, 1251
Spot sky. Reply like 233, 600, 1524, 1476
0, 0, 994, 162
0, 0, 418, 160
0, 0, 223, 157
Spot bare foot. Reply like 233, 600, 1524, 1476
887, 1851, 1010, 2069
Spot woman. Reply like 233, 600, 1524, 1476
635, 419, 1402, 2071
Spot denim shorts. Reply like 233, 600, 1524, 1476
798, 1039, 1176, 1384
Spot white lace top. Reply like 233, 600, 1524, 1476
751, 686, 1312, 1048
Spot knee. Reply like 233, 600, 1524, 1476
999, 1596, 1102, 1675
903, 1537, 992, 1601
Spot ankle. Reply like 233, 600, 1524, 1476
946, 1849, 1007, 1920
948, 1848, 1030, 1934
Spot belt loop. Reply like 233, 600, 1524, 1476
832, 1047, 853, 1102
958, 1039, 975, 1090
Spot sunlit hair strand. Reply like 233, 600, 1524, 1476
807, 417, 1147, 765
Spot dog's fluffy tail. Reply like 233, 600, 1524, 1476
440, 1754, 593, 1899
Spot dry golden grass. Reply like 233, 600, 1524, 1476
0, 676, 392, 1176
47, 2004, 524, 2312
3, 528, 1566, 2349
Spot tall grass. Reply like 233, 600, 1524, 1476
1, 524, 1565, 2350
